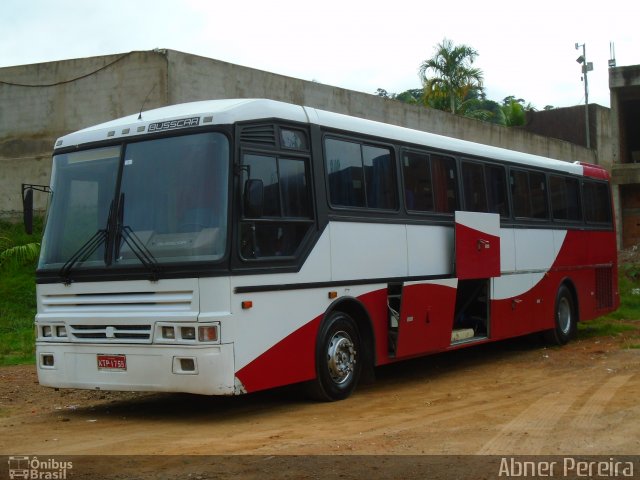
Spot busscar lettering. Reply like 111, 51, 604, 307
148, 117, 201, 132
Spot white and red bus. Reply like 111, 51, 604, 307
32, 98, 618, 401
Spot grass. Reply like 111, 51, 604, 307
0, 218, 42, 365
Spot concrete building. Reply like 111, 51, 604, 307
609, 65, 640, 248
1, 49, 602, 222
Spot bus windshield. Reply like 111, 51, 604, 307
39, 132, 229, 271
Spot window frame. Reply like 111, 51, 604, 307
238, 146, 315, 261
400, 147, 459, 217
323, 134, 399, 213
549, 173, 583, 223
582, 179, 613, 226
509, 167, 550, 221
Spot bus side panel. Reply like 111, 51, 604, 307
234, 288, 388, 393
553, 229, 619, 322
491, 228, 618, 340
235, 314, 321, 393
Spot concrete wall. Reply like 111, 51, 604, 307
166, 50, 597, 163
1, 48, 600, 219
609, 65, 640, 248
0, 51, 169, 218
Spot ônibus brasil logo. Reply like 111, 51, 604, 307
7, 456, 73, 479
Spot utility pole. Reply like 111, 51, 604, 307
575, 43, 593, 149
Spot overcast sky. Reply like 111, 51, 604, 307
1, 0, 637, 110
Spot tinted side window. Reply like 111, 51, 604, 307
243, 154, 280, 216
529, 172, 548, 219
462, 161, 487, 212
325, 138, 397, 210
511, 170, 548, 219
403, 151, 434, 211
325, 139, 364, 208
511, 170, 530, 218
363, 145, 397, 209
486, 165, 509, 217
280, 158, 310, 217
583, 181, 612, 224
550, 175, 582, 221
431, 155, 458, 213
240, 153, 313, 259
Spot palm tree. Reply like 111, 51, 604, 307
419, 39, 484, 115
501, 96, 536, 126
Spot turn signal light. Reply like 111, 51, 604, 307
198, 325, 218, 342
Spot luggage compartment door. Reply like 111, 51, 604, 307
455, 211, 500, 280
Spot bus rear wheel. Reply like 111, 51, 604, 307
545, 285, 577, 345
309, 311, 362, 401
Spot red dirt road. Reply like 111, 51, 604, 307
1, 330, 639, 478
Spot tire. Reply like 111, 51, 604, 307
545, 285, 577, 345
308, 311, 362, 401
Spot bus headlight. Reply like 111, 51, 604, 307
56, 326, 67, 338
180, 326, 196, 340
155, 323, 220, 344
162, 326, 176, 339
42, 325, 53, 337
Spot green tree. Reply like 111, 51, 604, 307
500, 96, 536, 127
419, 39, 484, 114
395, 88, 422, 105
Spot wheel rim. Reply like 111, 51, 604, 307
557, 296, 572, 335
326, 330, 356, 385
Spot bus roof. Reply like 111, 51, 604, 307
55, 98, 590, 177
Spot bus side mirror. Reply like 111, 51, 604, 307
22, 185, 34, 235
244, 179, 264, 218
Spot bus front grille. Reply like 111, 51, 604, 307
41, 290, 195, 313
69, 324, 152, 343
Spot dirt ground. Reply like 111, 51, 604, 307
1, 329, 639, 479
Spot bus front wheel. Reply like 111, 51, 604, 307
309, 311, 362, 401
545, 285, 577, 345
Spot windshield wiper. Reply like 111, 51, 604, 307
114, 193, 161, 281
58, 194, 161, 283
59, 198, 117, 283
59, 229, 108, 284
117, 225, 161, 281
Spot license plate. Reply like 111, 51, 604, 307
97, 354, 127, 371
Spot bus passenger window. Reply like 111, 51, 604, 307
403, 151, 434, 211
550, 175, 581, 221
432, 155, 457, 213
363, 145, 397, 210
511, 169, 548, 219
461, 161, 487, 212
324, 138, 397, 210
325, 138, 365, 208
529, 172, 548, 219
583, 181, 612, 224
486, 165, 509, 217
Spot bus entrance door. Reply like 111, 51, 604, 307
452, 211, 501, 344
